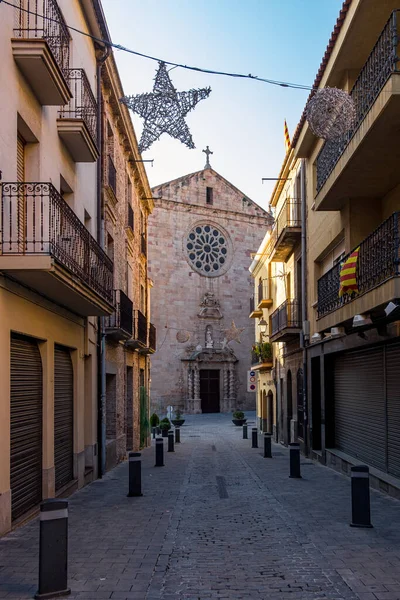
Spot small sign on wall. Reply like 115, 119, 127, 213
247, 370, 256, 392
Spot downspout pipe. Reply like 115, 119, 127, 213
96, 48, 110, 478
300, 158, 309, 455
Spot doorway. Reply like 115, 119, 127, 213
287, 370, 293, 445
267, 391, 273, 434
200, 370, 220, 413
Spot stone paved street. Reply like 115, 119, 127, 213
1, 413, 400, 599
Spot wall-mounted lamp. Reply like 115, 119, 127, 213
259, 318, 268, 338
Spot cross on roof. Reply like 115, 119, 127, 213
202, 146, 213, 169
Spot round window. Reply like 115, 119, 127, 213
185, 223, 230, 276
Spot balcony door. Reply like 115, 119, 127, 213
200, 370, 220, 413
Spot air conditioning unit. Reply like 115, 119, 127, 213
331, 326, 345, 338
353, 313, 372, 327
311, 333, 322, 343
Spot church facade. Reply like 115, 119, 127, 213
148, 157, 272, 414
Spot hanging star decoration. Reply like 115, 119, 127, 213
222, 321, 245, 349
120, 62, 211, 153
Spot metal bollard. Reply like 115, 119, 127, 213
263, 433, 272, 458
155, 437, 164, 467
127, 452, 142, 497
251, 427, 258, 448
175, 427, 181, 444
350, 465, 373, 528
35, 499, 70, 599
243, 424, 248, 439
152, 427, 156, 439
168, 430, 175, 452
289, 443, 302, 478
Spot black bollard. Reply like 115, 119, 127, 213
152, 427, 156, 439
263, 433, 272, 458
35, 499, 70, 599
155, 437, 164, 466
251, 427, 258, 448
175, 427, 181, 444
289, 443, 301, 478
243, 424, 248, 439
168, 430, 175, 452
350, 465, 373, 528
127, 452, 142, 497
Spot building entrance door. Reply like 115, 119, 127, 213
200, 370, 220, 413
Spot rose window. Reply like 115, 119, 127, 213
186, 224, 228, 275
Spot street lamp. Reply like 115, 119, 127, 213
259, 318, 268, 338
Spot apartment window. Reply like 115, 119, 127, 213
206, 187, 213, 205
320, 239, 345, 275
140, 285, 146, 314
107, 233, 114, 263
84, 210, 91, 233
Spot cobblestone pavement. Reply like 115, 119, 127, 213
2, 413, 400, 599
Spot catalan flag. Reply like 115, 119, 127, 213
338, 247, 360, 297
284, 120, 291, 153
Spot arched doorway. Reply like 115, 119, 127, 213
297, 368, 304, 440
287, 370, 293, 445
261, 390, 267, 432
267, 390, 273, 434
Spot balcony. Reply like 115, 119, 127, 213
57, 69, 98, 162
127, 204, 134, 232
0, 183, 113, 316
106, 155, 117, 201
249, 295, 262, 319
317, 212, 400, 330
149, 323, 156, 353
12, 0, 71, 105
105, 290, 133, 341
141, 233, 147, 257
251, 342, 273, 371
315, 10, 400, 210
126, 310, 147, 349
267, 199, 301, 262
257, 279, 273, 309
270, 300, 301, 342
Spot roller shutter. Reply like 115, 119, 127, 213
10, 334, 42, 521
54, 345, 74, 491
387, 344, 400, 477
334, 348, 386, 472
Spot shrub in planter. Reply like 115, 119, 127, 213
252, 342, 273, 363
159, 421, 170, 437
150, 413, 159, 428
171, 408, 185, 427
232, 410, 246, 426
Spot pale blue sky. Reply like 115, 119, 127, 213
102, 0, 343, 209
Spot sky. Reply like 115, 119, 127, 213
101, 0, 343, 210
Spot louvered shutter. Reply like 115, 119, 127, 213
54, 345, 74, 491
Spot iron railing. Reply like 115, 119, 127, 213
141, 232, 147, 256
108, 155, 117, 196
105, 290, 133, 335
135, 310, 147, 345
1, 183, 113, 304
58, 69, 97, 143
13, 0, 70, 76
316, 10, 400, 192
149, 323, 156, 352
127, 204, 134, 231
258, 279, 270, 304
270, 300, 301, 337
251, 350, 259, 365
250, 295, 258, 314
266, 198, 301, 257
317, 212, 400, 318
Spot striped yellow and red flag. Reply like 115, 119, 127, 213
338, 247, 360, 297
284, 120, 291, 153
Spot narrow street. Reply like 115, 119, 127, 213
1, 413, 400, 600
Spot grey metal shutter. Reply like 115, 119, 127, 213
54, 345, 74, 491
334, 348, 386, 471
386, 344, 400, 477
10, 334, 42, 521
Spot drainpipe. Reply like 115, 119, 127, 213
300, 159, 309, 455
96, 48, 109, 478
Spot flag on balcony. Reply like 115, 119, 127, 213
284, 120, 291, 153
339, 247, 360, 297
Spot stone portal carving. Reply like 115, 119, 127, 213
198, 292, 222, 319
205, 325, 214, 348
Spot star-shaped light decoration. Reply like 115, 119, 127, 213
120, 62, 211, 153
222, 321, 245, 348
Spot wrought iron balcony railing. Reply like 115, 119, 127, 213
270, 300, 301, 337
58, 69, 97, 143
141, 232, 147, 256
135, 310, 148, 346
105, 290, 133, 336
251, 350, 259, 365
266, 198, 301, 258
13, 0, 70, 76
316, 10, 400, 193
250, 296, 255, 314
1, 183, 113, 304
149, 322, 156, 352
127, 204, 134, 231
108, 155, 117, 197
317, 212, 400, 318
258, 279, 271, 304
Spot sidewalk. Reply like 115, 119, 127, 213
1, 413, 400, 599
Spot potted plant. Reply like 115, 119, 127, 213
252, 342, 273, 364
232, 410, 247, 426
159, 418, 171, 437
171, 408, 185, 427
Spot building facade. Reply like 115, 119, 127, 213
101, 55, 154, 470
148, 162, 272, 415
293, 0, 400, 494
